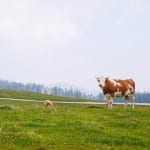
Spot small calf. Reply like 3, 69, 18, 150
44, 100, 53, 108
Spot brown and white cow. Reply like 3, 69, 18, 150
96, 77, 135, 109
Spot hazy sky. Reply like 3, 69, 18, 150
0, 0, 150, 92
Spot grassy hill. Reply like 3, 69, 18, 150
0, 88, 95, 102
0, 89, 150, 150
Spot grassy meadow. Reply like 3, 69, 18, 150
0, 89, 150, 150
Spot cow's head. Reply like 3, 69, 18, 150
96, 76, 108, 89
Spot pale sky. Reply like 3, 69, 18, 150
0, 0, 150, 92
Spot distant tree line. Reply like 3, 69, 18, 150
0, 80, 149, 102
0, 80, 99, 99
0, 80, 50, 94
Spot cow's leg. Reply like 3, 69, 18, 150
107, 101, 110, 108
124, 99, 128, 108
105, 94, 112, 108
131, 95, 135, 109
104, 94, 109, 108
108, 95, 113, 109
110, 97, 113, 109
108, 101, 112, 109
124, 96, 128, 108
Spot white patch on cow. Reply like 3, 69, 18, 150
125, 89, 131, 96
114, 89, 122, 97
128, 84, 134, 92
125, 84, 134, 96
109, 79, 121, 87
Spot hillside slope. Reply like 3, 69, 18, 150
0, 89, 96, 102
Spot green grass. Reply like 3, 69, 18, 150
0, 89, 150, 150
